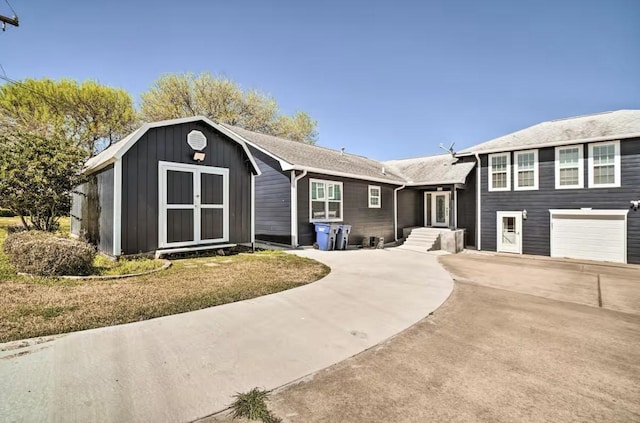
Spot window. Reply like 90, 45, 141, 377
310, 179, 343, 221
488, 153, 510, 191
588, 140, 620, 188
555, 145, 583, 189
368, 185, 381, 208
514, 149, 538, 190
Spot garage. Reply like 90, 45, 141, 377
550, 209, 628, 263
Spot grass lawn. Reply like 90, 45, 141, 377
0, 217, 330, 343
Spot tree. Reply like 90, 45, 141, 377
0, 131, 85, 231
140, 73, 318, 144
0, 78, 137, 155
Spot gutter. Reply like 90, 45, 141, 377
475, 153, 481, 250
282, 164, 405, 186
290, 169, 308, 247
393, 185, 406, 242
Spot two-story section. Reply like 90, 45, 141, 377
458, 110, 640, 264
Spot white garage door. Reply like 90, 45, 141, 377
550, 210, 627, 263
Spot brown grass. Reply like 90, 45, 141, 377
0, 218, 329, 343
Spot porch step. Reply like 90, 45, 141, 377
400, 228, 450, 252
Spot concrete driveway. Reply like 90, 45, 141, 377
439, 251, 640, 314
0, 248, 453, 423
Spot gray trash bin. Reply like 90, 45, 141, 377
336, 224, 352, 250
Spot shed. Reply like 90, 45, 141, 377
71, 116, 260, 256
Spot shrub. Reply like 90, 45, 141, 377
6, 224, 28, 235
3, 231, 96, 276
0, 208, 16, 217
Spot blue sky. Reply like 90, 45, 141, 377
1, 0, 639, 159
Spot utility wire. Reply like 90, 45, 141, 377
4, 0, 17, 17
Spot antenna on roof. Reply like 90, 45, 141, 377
439, 141, 456, 157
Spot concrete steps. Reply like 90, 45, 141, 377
399, 228, 449, 252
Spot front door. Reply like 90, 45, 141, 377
497, 211, 522, 254
159, 161, 229, 248
431, 192, 450, 228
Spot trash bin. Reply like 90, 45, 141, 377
315, 223, 339, 250
335, 224, 352, 250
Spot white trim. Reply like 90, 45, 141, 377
285, 165, 404, 186
155, 243, 236, 259
496, 211, 523, 254
488, 152, 511, 192
250, 173, 255, 245
588, 140, 621, 188
549, 209, 629, 216
555, 145, 584, 189
453, 189, 457, 228
290, 170, 307, 247
84, 116, 261, 176
158, 161, 229, 249
549, 209, 628, 264
475, 153, 481, 250
393, 185, 406, 241
458, 131, 640, 156
368, 185, 381, 208
309, 178, 344, 223
514, 149, 539, 191
112, 160, 122, 256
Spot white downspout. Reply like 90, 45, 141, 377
251, 173, 256, 249
394, 184, 406, 242
291, 169, 308, 247
475, 153, 482, 250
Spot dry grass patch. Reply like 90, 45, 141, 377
0, 218, 329, 343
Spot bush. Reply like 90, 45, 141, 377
0, 209, 16, 217
3, 231, 96, 276
6, 224, 27, 235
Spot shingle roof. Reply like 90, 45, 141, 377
383, 154, 476, 185
221, 124, 408, 184
460, 110, 640, 154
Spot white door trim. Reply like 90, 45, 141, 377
496, 211, 523, 254
158, 161, 229, 249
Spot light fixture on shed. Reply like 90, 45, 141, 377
193, 152, 206, 161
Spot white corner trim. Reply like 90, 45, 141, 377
393, 185, 406, 241
488, 152, 511, 192
513, 149, 539, 191
554, 144, 584, 189
112, 160, 122, 256
290, 170, 307, 247
251, 173, 255, 244
475, 153, 481, 250
587, 140, 621, 188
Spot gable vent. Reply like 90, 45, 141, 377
187, 130, 207, 151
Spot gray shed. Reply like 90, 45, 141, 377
71, 116, 260, 256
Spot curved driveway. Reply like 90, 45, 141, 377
0, 248, 453, 423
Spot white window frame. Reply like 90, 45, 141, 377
555, 145, 584, 189
368, 185, 381, 208
588, 140, 621, 188
309, 178, 344, 222
514, 149, 539, 191
488, 152, 511, 192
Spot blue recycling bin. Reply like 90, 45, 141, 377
315, 223, 339, 250
335, 224, 352, 250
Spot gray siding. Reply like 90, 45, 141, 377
70, 165, 114, 254
121, 122, 253, 255
297, 173, 397, 246
250, 147, 292, 245
480, 137, 640, 263
397, 188, 423, 238
456, 157, 477, 247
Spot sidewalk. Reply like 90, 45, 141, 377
0, 248, 453, 423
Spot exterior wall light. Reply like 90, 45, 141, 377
523, 209, 528, 220
193, 152, 206, 161
631, 200, 640, 211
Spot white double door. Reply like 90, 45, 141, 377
158, 161, 229, 248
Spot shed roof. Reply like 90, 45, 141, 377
83, 116, 261, 175
460, 110, 640, 155
383, 154, 476, 185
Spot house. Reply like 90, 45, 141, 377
457, 109, 640, 264
71, 116, 260, 256
218, 124, 475, 247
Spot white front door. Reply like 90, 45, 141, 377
432, 192, 450, 228
158, 161, 229, 248
497, 211, 522, 254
